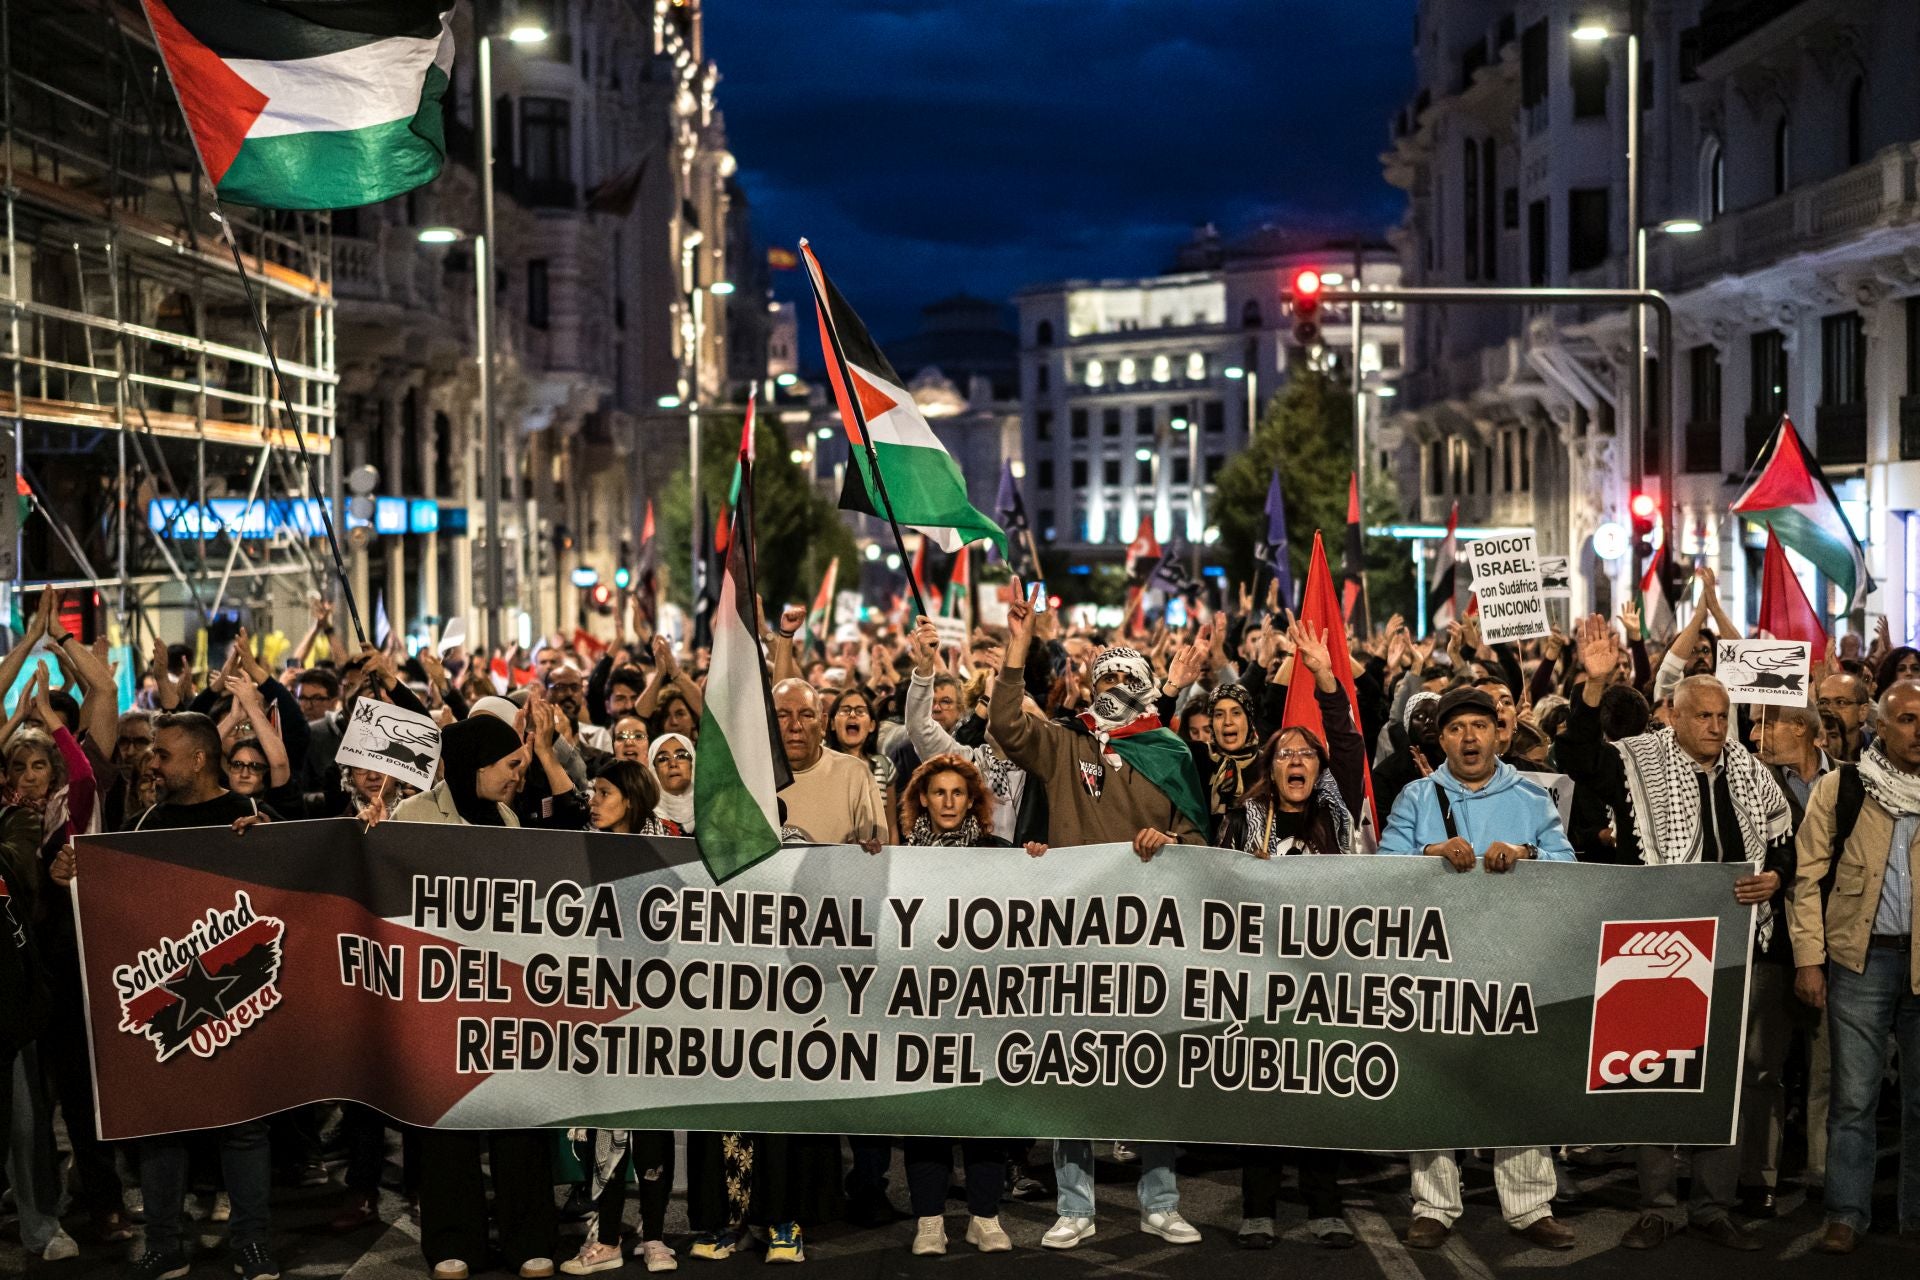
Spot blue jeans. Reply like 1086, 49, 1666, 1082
141, 1121, 272, 1255
1052, 1141, 1178, 1217
1825, 950, 1920, 1231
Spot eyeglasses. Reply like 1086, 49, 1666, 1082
1274, 748, 1318, 763
614, 730, 647, 742
656, 750, 693, 763
227, 759, 267, 775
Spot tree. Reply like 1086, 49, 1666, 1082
1212, 367, 1412, 621
656, 413, 858, 613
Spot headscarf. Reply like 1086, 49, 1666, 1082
440, 714, 521, 826
1403, 689, 1440, 728
1082, 647, 1159, 738
1206, 682, 1258, 816
470, 696, 520, 727
650, 733, 696, 833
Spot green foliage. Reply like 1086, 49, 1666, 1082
656, 414, 859, 612
1212, 368, 1412, 622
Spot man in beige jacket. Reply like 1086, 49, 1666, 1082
1789, 681, 1920, 1255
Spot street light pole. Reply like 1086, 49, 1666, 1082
478, 32, 505, 656
689, 284, 703, 594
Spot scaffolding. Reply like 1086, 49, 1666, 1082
1, 0, 337, 650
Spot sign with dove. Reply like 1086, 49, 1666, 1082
1716, 639, 1814, 707
337, 699, 443, 792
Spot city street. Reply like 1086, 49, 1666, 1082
7, 1143, 1917, 1279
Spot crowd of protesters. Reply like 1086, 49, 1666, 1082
3, 561, 1920, 1276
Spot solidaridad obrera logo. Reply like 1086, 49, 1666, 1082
113, 891, 286, 1062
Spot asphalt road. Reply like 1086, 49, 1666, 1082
6, 1141, 1918, 1278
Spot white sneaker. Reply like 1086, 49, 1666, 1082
1140, 1210, 1200, 1245
912, 1216, 947, 1256
561, 1242, 623, 1275
965, 1216, 1011, 1253
639, 1241, 676, 1273
43, 1230, 81, 1261
431, 1262, 471, 1280
212, 1191, 233, 1223
1041, 1216, 1095, 1250
1110, 1142, 1137, 1163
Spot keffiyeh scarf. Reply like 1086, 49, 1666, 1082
1080, 647, 1162, 770
1616, 728, 1791, 946
1859, 742, 1920, 818
1241, 770, 1354, 859
908, 814, 985, 847
1207, 683, 1258, 815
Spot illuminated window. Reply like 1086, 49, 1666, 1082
1118, 357, 1138, 385
1084, 360, 1104, 387
1151, 355, 1172, 383
1186, 353, 1206, 380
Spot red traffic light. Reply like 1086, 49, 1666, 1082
1629, 492, 1658, 521
1291, 268, 1323, 298
589, 584, 613, 607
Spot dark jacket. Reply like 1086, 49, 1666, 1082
1218, 686, 1367, 856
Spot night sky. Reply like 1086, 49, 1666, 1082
704, 0, 1418, 342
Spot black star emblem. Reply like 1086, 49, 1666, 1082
164, 954, 239, 1026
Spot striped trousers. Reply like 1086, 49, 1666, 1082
1410, 1147, 1554, 1229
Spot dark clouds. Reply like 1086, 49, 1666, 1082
705, 0, 1416, 337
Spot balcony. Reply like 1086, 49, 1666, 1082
1901, 395, 1920, 461
1658, 145, 1919, 290
1815, 403, 1866, 468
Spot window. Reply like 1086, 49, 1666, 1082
1465, 439, 1477, 494
1084, 359, 1104, 387
1118, 357, 1138, 385
1518, 428, 1531, 490
1070, 409, 1088, 438
1103, 459, 1122, 486
1202, 401, 1225, 433
1528, 198, 1549, 285
1748, 330, 1789, 458
1519, 20, 1548, 108
1071, 459, 1088, 487
1135, 406, 1154, 434
527, 259, 550, 329
1151, 354, 1172, 383
1773, 117, 1791, 197
1483, 445, 1494, 493
1847, 77, 1866, 167
1567, 188, 1609, 272
1037, 460, 1055, 489
1035, 320, 1054, 346
1172, 456, 1190, 485
1102, 408, 1122, 436
520, 97, 571, 183
1502, 431, 1515, 491
1381, 342, 1402, 369
1822, 313, 1866, 407
1504, 187, 1519, 230
1035, 363, 1050, 393
1686, 345, 1721, 474
1242, 300, 1263, 328
1428, 439, 1445, 494
1205, 454, 1225, 480
1571, 41, 1609, 118
1450, 439, 1465, 493
1907, 296, 1920, 395
1481, 139, 1498, 280
1136, 458, 1153, 485
1036, 409, 1053, 440
1701, 139, 1726, 222
1186, 352, 1206, 380
1464, 139, 1481, 279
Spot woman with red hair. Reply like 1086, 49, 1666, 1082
894, 754, 1043, 1255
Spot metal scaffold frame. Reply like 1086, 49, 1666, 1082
1, 0, 336, 650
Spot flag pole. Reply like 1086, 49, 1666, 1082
800, 240, 929, 619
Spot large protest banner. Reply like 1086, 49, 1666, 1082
75, 820, 1752, 1149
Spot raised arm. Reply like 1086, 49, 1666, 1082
227, 674, 291, 788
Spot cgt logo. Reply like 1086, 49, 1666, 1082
1586, 919, 1716, 1093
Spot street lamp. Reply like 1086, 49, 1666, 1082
776, 372, 798, 387
417, 226, 462, 244
656, 394, 683, 410
1570, 21, 1610, 41
1660, 218, 1705, 235
1222, 363, 1259, 432
477, 15, 548, 654
708, 281, 736, 296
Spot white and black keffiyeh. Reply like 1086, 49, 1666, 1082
1616, 728, 1791, 945
1860, 742, 1920, 819
1241, 769, 1354, 859
1087, 647, 1157, 735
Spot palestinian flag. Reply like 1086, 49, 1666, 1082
634, 501, 658, 634
1732, 416, 1869, 612
140, 0, 454, 210
800, 556, 839, 656
1639, 538, 1676, 643
942, 544, 972, 631
1756, 526, 1826, 674
1427, 501, 1458, 632
909, 538, 944, 618
801, 241, 1006, 555
694, 392, 793, 883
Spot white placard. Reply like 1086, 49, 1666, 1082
1535, 771, 1576, 828
932, 616, 969, 652
1717, 639, 1815, 707
1464, 532, 1550, 643
835, 590, 863, 629
1539, 556, 1571, 600
336, 698, 443, 792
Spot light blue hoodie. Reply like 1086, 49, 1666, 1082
1377, 760, 1575, 861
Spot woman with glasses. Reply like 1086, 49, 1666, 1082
1217, 622, 1367, 1253
609, 715, 650, 765
825, 685, 896, 842
648, 735, 695, 835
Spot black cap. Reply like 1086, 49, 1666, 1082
1434, 686, 1499, 732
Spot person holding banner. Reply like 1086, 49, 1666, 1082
1220, 620, 1363, 1251
905, 617, 1027, 842
389, 714, 557, 1280
992, 581, 1207, 1250
1376, 686, 1575, 1251
648, 736, 697, 834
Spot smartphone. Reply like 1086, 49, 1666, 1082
1166, 598, 1189, 630
1029, 581, 1049, 612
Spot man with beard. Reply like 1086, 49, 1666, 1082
991, 580, 1207, 1250
544, 663, 611, 774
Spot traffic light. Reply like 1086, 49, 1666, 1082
589, 583, 615, 616
613, 565, 632, 590
1629, 491, 1660, 565
1288, 268, 1323, 347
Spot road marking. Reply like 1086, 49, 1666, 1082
1347, 1206, 1425, 1280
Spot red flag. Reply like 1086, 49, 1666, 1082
1757, 525, 1827, 672
1284, 531, 1379, 835
1340, 474, 1367, 629
910, 538, 943, 617
1125, 515, 1162, 584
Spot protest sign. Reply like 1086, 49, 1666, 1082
1464, 532, 1550, 642
1536, 772, 1575, 827
335, 699, 442, 792
1717, 639, 1815, 707
932, 615, 968, 651
76, 821, 1751, 1150
1539, 556, 1571, 600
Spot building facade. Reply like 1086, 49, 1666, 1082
334, 0, 752, 652
1014, 228, 1402, 563
1388, 0, 1920, 631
